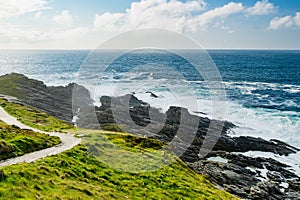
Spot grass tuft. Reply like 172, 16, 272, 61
0, 120, 61, 161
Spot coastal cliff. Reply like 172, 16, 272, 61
0, 73, 299, 199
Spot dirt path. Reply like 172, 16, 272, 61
0, 106, 81, 167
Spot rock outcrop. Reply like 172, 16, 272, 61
1, 73, 299, 199
0, 73, 92, 122
93, 94, 300, 199
189, 151, 300, 199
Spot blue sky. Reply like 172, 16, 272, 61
0, 0, 299, 49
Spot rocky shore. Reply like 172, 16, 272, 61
0, 73, 299, 199
94, 95, 300, 200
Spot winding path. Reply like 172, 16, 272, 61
0, 106, 81, 167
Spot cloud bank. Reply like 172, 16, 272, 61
53, 10, 74, 25
1, 0, 299, 49
0, 0, 49, 19
246, 0, 276, 15
269, 12, 300, 30
94, 0, 243, 33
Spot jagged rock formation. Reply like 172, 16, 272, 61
0, 73, 299, 199
0, 73, 92, 122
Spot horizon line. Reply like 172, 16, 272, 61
0, 48, 300, 51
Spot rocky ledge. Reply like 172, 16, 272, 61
0, 73, 299, 199
91, 95, 300, 199
189, 152, 300, 200
0, 73, 92, 122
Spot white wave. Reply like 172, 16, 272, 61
280, 100, 298, 107
224, 81, 300, 93
225, 101, 300, 148
242, 151, 300, 177
133, 89, 300, 149
90, 78, 300, 149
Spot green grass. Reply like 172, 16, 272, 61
0, 120, 61, 160
0, 138, 238, 199
0, 92, 238, 199
0, 98, 74, 132
100, 123, 124, 132
0, 74, 22, 98
83, 131, 174, 173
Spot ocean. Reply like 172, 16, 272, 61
0, 49, 299, 172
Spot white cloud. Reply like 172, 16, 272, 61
94, 12, 125, 31
246, 0, 276, 15
221, 25, 235, 34
185, 2, 244, 32
0, 23, 92, 49
93, 0, 244, 33
35, 11, 42, 18
0, 24, 50, 42
269, 16, 293, 29
94, 0, 208, 32
53, 10, 74, 25
269, 12, 300, 30
52, 27, 90, 40
2, 0, 298, 49
294, 12, 300, 27
0, 0, 49, 19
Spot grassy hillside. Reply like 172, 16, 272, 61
0, 133, 238, 199
0, 87, 238, 199
0, 74, 24, 99
0, 98, 74, 132
0, 120, 61, 160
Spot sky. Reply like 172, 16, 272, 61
0, 0, 299, 49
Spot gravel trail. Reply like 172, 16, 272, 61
0, 106, 81, 167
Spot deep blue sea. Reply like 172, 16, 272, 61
0, 50, 299, 158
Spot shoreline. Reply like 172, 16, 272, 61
0, 73, 299, 199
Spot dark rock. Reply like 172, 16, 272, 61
233, 136, 298, 156
189, 154, 300, 200
249, 181, 284, 200
0, 73, 93, 123
189, 160, 258, 199
211, 136, 298, 156
267, 171, 284, 182
270, 139, 300, 151
288, 178, 300, 191
146, 91, 158, 98
189, 148, 299, 199
223, 184, 249, 197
